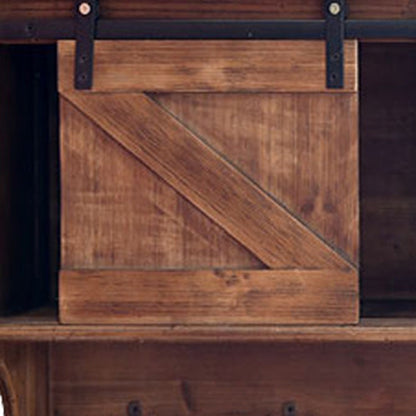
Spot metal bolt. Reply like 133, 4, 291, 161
283, 401, 297, 416
127, 401, 142, 416
328, 2, 341, 15
78, 2, 92, 15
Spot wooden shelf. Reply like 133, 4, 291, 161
1, 308, 416, 342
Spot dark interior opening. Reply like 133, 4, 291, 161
0, 42, 416, 319
0, 45, 58, 316
360, 43, 416, 317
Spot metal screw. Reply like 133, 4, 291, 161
127, 401, 142, 416
283, 401, 297, 416
328, 2, 341, 15
78, 2, 92, 15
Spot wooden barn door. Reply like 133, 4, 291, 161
58, 40, 359, 325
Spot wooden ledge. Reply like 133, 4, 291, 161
1, 309, 416, 342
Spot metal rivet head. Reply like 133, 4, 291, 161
328, 2, 341, 15
127, 401, 141, 416
78, 2, 92, 15
283, 401, 297, 416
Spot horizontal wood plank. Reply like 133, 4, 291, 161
59, 269, 358, 324
61, 91, 353, 270
51, 341, 416, 416
1, 1, 415, 19
58, 40, 357, 93
6, 312, 416, 341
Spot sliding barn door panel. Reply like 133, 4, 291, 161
58, 40, 359, 325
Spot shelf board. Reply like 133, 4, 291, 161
1, 308, 416, 342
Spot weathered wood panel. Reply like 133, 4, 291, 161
58, 41, 358, 93
51, 341, 416, 416
62, 90, 353, 270
60, 98, 262, 270
1, 0, 416, 19
59, 269, 358, 324
156, 92, 359, 264
59, 40, 358, 324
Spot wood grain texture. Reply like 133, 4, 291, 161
3, 313, 416, 342
0, 342, 49, 416
58, 40, 358, 93
1, 0, 416, 19
60, 98, 262, 269
59, 269, 358, 324
361, 43, 416, 301
62, 90, 353, 270
51, 341, 416, 416
155, 92, 359, 264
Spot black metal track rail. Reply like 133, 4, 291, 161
2, 19, 416, 41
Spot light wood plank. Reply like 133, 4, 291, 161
60, 98, 263, 269
58, 40, 358, 93
62, 91, 353, 270
59, 269, 358, 324
51, 341, 416, 416
155, 92, 359, 263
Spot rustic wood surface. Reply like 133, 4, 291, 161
58, 41, 358, 93
0, 342, 49, 416
1, 0, 416, 19
60, 98, 262, 270
59, 269, 358, 324
3, 312, 416, 341
50, 341, 416, 416
155, 92, 359, 263
58, 39, 358, 324
61, 91, 354, 271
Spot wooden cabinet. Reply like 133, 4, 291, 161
2, 2, 416, 415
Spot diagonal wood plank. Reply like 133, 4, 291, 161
60, 269, 358, 325
60, 98, 263, 269
62, 90, 354, 271
154, 93, 359, 264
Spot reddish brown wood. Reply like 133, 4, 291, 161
62, 90, 355, 270
58, 40, 358, 324
1, 0, 416, 20
59, 269, 358, 325
0, 343, 49, 416
155, 92, 359, 263
50, 341, 416, 416
58, 41, 358, 93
